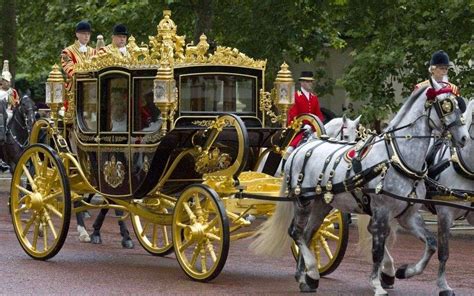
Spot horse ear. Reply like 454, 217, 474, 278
354, 115, 361, 125
430, 78, 442, 90
465, 100, 474, 127
342, 114, 347, 124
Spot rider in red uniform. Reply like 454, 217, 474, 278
283, 71, 324, 162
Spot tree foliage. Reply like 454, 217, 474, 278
12, 0, 473, 124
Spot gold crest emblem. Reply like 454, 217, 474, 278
103, 154, 125, 188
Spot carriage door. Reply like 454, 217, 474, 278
97, 71, 132, 197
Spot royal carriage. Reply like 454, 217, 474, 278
9, 10, 349, 281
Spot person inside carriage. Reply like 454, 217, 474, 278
138, 91, 162, 132
282, 71, 325, 163
0, 60, 20, 172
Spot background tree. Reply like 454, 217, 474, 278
1, 0, 17, 84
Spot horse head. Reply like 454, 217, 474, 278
324, 115, 361, 142
15, 95, 36, 134
424, 79, 469, 148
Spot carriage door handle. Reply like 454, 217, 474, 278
94, 136, 100, 143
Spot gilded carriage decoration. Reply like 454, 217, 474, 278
103, 154, 126, 188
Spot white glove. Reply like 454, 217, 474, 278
303, 124, 313, 132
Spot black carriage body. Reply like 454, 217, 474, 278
74, 65, 283, 199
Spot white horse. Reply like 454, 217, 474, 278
250, 79, 469, 295
358, 100, 473, 296
324, 114, 361, 142
434, 100, 473, 296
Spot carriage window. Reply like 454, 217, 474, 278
134, 79, 162, 132
101, 76, 129, 132
180, 74, 256, 113
77, 81, 97, 132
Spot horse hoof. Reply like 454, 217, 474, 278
305, 274, 319, 290
122, 239, 134, 249
381, 272, 395, 289
439, 290, 455, 296
90, 234, 102, 244
299, 282, 316, 293
79, 234, 91, 243
395, 264, 409, 279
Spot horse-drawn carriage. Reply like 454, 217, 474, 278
9, 10, 348, 282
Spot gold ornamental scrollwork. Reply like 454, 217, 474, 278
195, 147, 232, 174
259, 89, 280, 124
103, 154, 126, 188
143, 155, 150, 173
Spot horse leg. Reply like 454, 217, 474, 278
74, 200, 91, 243
436, 208, 455, 296
91, 208, 109, 244
368, 208, 390, 296
395, 208, 437, 279
116, 209, 134, 249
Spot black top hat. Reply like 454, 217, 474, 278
113, 24, 129, 36
430, 50, 450, 66
299, 71, 314, 81
76, 21, 91, 33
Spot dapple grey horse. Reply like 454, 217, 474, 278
250, 79, 469, 295
356, 100, 473, 296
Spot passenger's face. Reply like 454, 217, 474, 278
112, 35, 127, 48
1, 80, 9, 90
76, 31, 91, 45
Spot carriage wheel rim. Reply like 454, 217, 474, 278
173, 185, 229, 281
131, 209, 174, 255
10, 145, 70, 259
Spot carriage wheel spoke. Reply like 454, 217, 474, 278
320, 230, 339, 241
44, 211, 58, 240
200, 248, 208, 273
44, 169, 58, 194
15, 204, 29, 215
22, 165, 36, 191
43, 191, 63, 203
41, 156, 50, 178
21, 215, 36, 238
32, 154, 41, 176
182, 202, 197, 223
162, 226, 169, 245
205, 240, 217, 262
42, 223, 48, 250
204, 217, 218, 231
190, 243, 202, 268
179, 238, 195, 252
205, 232, 220, 242
45, 204, 63, 219
151, 224, 158, 247
319, 236, 334, 260
16, 184, 33, 196
32, 219, 40, 251
140, 221, 150, 237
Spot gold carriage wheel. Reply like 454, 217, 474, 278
172, 184, 230, 282
131, 197, 175, 256
291, 209, 349, 276
10, 144, 71, 260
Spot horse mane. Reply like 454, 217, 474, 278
385, 86, 427, 131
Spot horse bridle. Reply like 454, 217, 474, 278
8, 98, 35, 147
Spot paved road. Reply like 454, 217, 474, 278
0, 174, 473, 295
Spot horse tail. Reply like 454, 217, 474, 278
249, 182, 294, 257
356, 214, 398, 262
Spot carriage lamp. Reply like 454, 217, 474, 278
45, 64, 65, 120
154, 61, 177, 135
273, 62, 295, 127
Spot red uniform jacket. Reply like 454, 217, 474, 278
288, 89, 324, 147
414, 80, 460, 96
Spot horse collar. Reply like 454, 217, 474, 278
450, 146, 474, 180
385, 133, 427, 180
